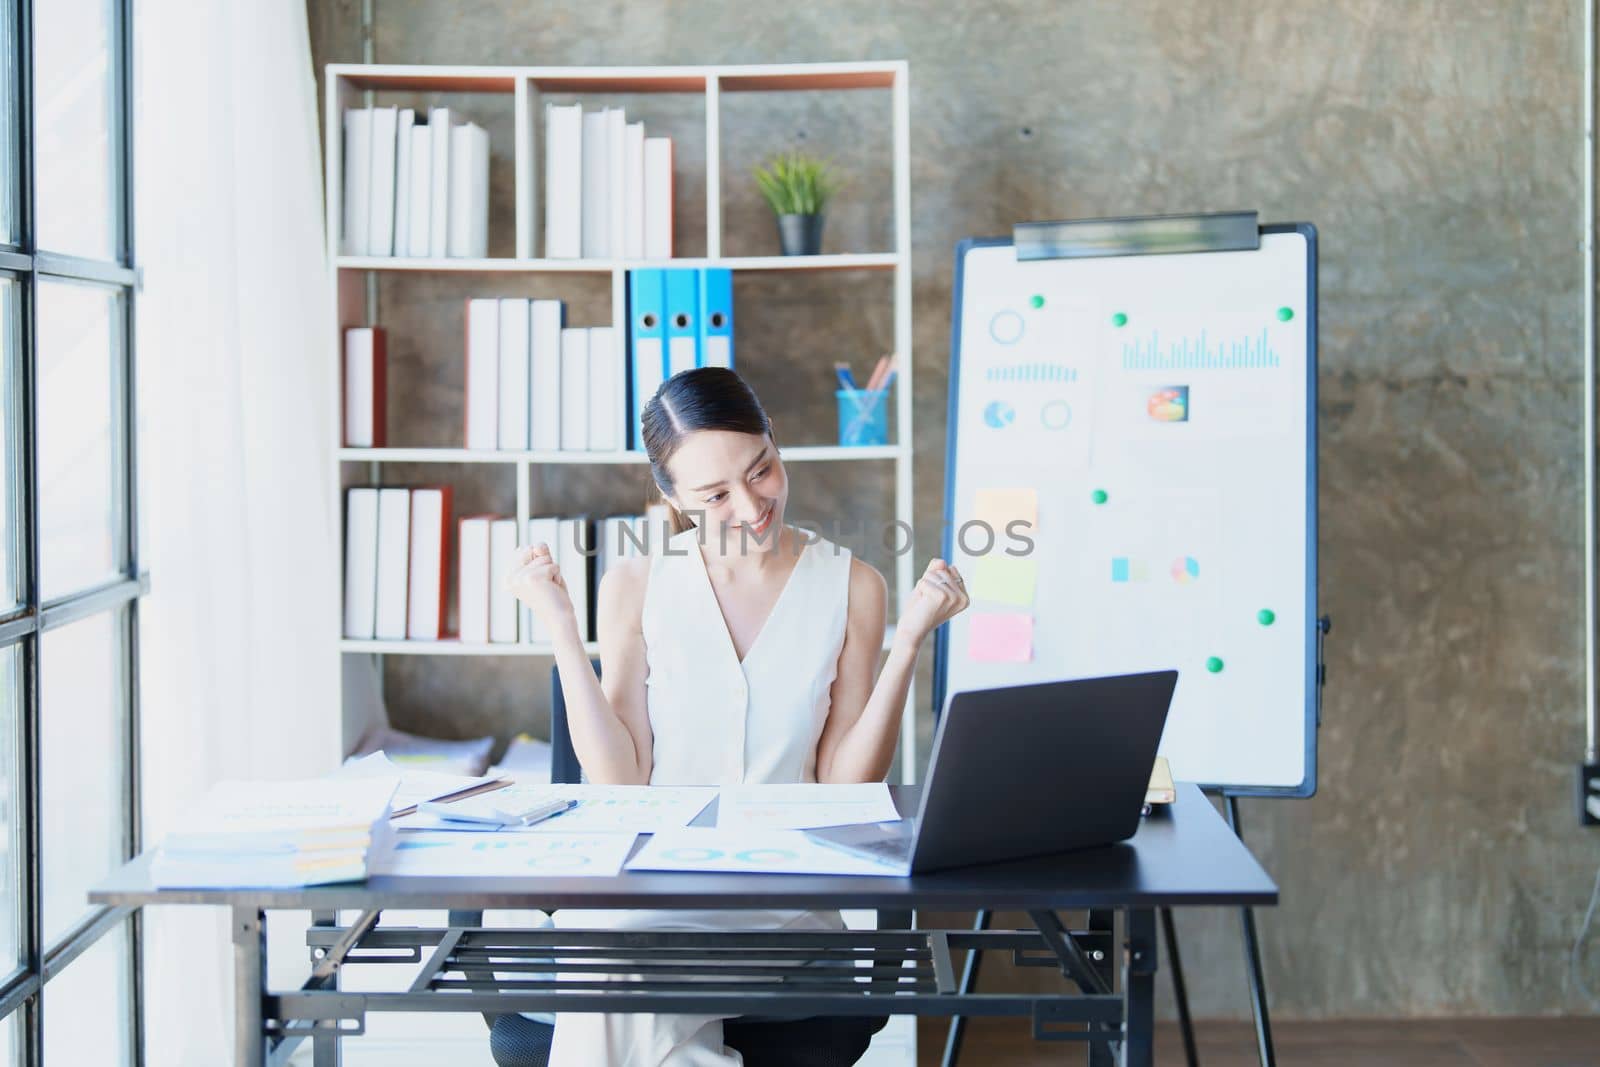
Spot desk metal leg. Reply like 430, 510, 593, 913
233, 906, 267, 1067
1122, 909, 1156, 1067
940, 908, 990, 1067
1088, 910, 1115, 1067
310, 911, 343, 1067
1225, 796, 1276, 1067
1161, 908, 1199, 1067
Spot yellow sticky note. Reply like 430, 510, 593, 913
972, 554, 1037, 608
974, 488, 1038, 539
968, 613, 1033, 663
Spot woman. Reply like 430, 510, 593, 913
508, 367, 969, 1066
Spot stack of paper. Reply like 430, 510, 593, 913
151, 777, 398, 888
717, 783, 900, 831
336, 751, 507, 816
394, 783, 714, 834
352, 725, 498, 777
488, 733, 554, 780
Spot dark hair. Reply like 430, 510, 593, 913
641, 368, 773, 532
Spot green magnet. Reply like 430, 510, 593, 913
1206, 656, 1225, 674
1111, 312, 1128, 327
1091, 489, 1108, 505
1277, 306, 1294, 322
1030, 294, 1045, 309
1258, 609, 1276, 626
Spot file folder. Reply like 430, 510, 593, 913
698, 267, 733, 369
628, 269, 666, 450
664, 268, 699, 378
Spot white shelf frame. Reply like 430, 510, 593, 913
326, 60, 918, 781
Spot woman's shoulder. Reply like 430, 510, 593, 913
846, 555, 887, 607
597, 555, 652, 619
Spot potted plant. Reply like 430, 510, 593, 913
753, 151, 840, 256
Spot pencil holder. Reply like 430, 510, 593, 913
836, 388, 889, 447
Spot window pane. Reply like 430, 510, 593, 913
38, 281, 120, 600
43, 921, 129, 1066
0, 279, 15, 608
0, 1008, 15, 1067
35, 0, 119, 260
41, 611, 123, 945
0, 645, 18, 969
0, 0, 16, 246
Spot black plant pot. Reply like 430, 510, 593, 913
777, 213, 825, 255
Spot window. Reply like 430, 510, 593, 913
0, 0, 142, 1062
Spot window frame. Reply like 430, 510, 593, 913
0, 0, 145, 1063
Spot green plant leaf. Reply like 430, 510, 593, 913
753, 149, 841, 217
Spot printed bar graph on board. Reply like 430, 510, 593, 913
1120, 328, 1280, 371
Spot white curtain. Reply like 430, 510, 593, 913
133, 0, 339, 1061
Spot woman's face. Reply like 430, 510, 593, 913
665, 430, 788, 545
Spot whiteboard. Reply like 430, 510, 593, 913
934, 225, 1318, 796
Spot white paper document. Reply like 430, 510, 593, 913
375, 830, 636, 878
715, 783, 901, 831
335, 751, 503, 813
627, 829, 900, 877
419, 783, 715, 833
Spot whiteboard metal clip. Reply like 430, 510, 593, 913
1013, 210, 1261, 261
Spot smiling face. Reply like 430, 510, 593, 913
662, 430, 787, 547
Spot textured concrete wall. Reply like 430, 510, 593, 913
309, 0, 1594, 1018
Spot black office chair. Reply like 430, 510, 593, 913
462, 662, 889, 1067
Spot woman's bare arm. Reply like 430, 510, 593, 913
512, 545, 653, 784
815, 558, 968, 783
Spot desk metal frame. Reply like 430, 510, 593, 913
242, 907, 1153, 1067
94, 784, 1274, 1067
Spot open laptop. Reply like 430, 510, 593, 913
805, 671, 1178, 874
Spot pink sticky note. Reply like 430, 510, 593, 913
967, 612, 1033, 663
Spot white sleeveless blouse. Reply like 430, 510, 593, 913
547, 527, 856, 1066
641, 526, 853, 786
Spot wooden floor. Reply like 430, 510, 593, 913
917, 1017, 1600, 1066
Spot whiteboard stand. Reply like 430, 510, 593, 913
936, 212, 1331, 1067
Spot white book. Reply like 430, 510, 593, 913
497, 298, 531, 450
560, 327, 590, 451
544, 103, 583, 258
157, 777, 397, 854
557, 517, 592, 642
489, 518, 519, 644
341, 108, 372, 256
623, 121, 645, 260
458, 516, 493, 644
447, 122, 490, 258
522, 516, 561, 643
373, 487, 411, 640
581, 109, 610, 259
367, 106, 398, 257
598, 515, 642, 585
405, 124, 432, 257
587, 326, 621, 451
530, 300, 564, 450
465, 298, 499, 449
643, 136, 673, 259
607, 108, 627, 259
407, 488, 449, 640
428, 106, 452, 258
343, 488, 380, 639
393, 108, 416, 256
343, 327, 378, 447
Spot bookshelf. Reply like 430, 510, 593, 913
324, 61, 919, 781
